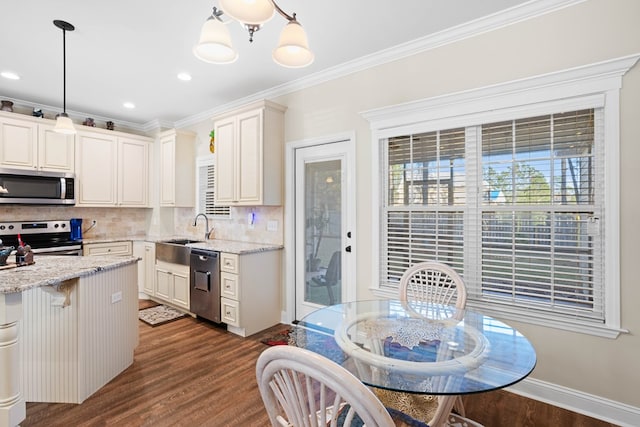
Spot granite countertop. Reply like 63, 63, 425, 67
0, 255, 139, 294
187, 239, 283, 255
81, 236, 283, 255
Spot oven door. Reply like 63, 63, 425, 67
32, 246, 82, 256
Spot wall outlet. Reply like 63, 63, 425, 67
267, 220, 278, 232
111, 291, 122, 304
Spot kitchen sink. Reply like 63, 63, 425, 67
162, 238, 203, 245
156, 239, 204, 265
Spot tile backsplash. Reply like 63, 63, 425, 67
0, 205, 283, 245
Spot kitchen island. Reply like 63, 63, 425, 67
0, 255, 140, 427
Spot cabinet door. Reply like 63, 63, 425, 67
118, 138, 148, 206
0, 116, 37, 169
77, 132, 117, 205
214, 117, 236, 204
155, 268, 171, 301
172, 272, 190, 309
38, 123, 75, 172
143, 243, 156, 296
237, 109, 263, 204
159, 134, 176, 206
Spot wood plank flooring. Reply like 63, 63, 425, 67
21, 300, 618, 427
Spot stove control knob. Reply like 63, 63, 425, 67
61, 223, 66, 228
54, 224, 59, 228
0, 225, 4, 230
8, 225, 13, 230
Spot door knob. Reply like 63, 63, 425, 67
345, 245, 351, 252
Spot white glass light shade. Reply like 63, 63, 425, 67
193, 18, 238, 64
219, 0, 275, 25
272, 20, 314, 68
53, 114, 76, 134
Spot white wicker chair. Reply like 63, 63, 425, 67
394, 261, 478, 427
256, 345, 396, 426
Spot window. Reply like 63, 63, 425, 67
382, 110, 604, 322
365, 55, 639, 337
196, 156, 230, 217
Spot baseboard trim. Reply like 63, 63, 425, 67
507, 378, 640, 427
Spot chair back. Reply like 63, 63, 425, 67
256, 345, 395, 427
399, 261, 467, 315
324, 251, 341, 285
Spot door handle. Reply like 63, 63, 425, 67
345, 245, 351, 252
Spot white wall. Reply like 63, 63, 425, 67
256, 0, 639, 410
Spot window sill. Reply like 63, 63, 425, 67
370, 288, 627, 339
465, 301, 628, 339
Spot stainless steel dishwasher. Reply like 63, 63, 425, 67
190, 249, 221, 323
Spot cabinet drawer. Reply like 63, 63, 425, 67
220, 253, 238, 274
221, 272, 239, 299
221, 297, 240, 326
83, 241, 132, 256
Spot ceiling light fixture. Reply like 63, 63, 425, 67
177, 72, 192, 81
193, 0, 314, 68
53, 20, 76, 135
1, 71, 20, 80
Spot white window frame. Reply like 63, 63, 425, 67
363, 54, 639, 338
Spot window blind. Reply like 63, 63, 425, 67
381, 108, 604, 321
197, 158, 230, 217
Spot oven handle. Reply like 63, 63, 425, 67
32, 246, 82, 256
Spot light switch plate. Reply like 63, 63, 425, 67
267, 220, 278, 232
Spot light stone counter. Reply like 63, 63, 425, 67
0, 255, 139, 294
80, 236, 283, 254
187, 239, 283, 254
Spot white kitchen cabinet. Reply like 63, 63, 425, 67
213, 100, 285, 206
159, 129, 195, 207
76, 130, 151, 207
220, 249, 281, 337
0, 113, 74, 172
83, 241, 133, 257
76, 131, 117, 205
133, 241, 156, 298
155, 260, 190, 310
118, 137, 149, 206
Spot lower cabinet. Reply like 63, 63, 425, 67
220, 249, 281, 337
83, 241, 132, 257
155, 260, 190, 310
133, 241, 155, 298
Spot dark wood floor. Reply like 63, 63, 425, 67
21, 300, 617, 427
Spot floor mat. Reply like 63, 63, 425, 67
139, 305, 186, 326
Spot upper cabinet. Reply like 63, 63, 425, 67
76, 130, 151, 207
0, 113, 74, 172
159, 129, 195, 207
213, 100, 285, 206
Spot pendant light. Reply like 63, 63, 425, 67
53, 20, 76, 135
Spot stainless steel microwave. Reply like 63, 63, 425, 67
0, 167, 76, 205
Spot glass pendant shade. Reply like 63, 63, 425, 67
219, 0, 275, 25
193, 18, 238, 64
54, 113, 76, 135
272, 20, 314, 68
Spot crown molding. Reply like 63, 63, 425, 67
175, 0, 587, 128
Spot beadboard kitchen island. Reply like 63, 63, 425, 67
0, 255, 139, 427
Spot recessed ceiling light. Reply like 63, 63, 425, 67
177, 72, 192, 81
1, 71, 20, 80
123, 102, 135, 109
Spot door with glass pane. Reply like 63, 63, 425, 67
295, 141, 351, 319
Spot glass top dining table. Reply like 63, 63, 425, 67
292, 299, 537, 395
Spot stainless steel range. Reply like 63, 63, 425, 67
0, 220, 82, 255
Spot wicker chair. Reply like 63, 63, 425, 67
381, 261, 477, 427
256, 345, 428, 427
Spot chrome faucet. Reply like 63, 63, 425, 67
193, 213, 213, 240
